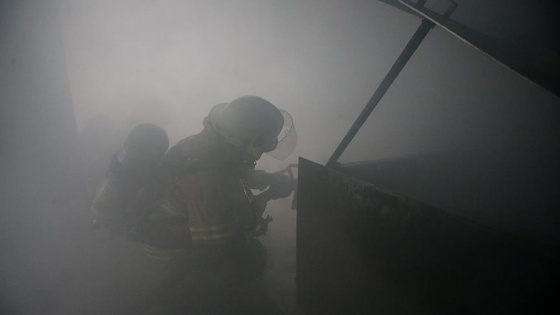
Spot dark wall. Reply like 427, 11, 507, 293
298, 158, 558, 314
343, 146, 560, 243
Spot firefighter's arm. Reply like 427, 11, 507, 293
243, 170, 273, 190
252, 176, 293, 218
250, 182, 293, 236
246, 168, 296, 236
245, 170, 293, 195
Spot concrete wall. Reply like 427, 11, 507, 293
0, 1, 84, 313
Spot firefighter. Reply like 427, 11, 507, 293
136, 95, 296, 312
91, 123, 169, 237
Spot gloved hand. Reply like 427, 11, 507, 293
266, 174, 294, 200
252, 215, 273, 237
244, 170, 272, 190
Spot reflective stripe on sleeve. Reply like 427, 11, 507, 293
141, 243, 183, 261
189, 219, 240, 245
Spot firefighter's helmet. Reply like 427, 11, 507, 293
209, 95, 296, 160
117, 123, 169, 177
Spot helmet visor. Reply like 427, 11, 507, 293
266, 110, 297, 160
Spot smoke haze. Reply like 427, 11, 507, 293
2, 0, 559, 313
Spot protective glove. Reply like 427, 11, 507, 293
252, 215, 273, 237
266, 174, 294, 200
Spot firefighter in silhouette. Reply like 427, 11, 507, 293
90, 123, 170, 236
135, 95, 296, 312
